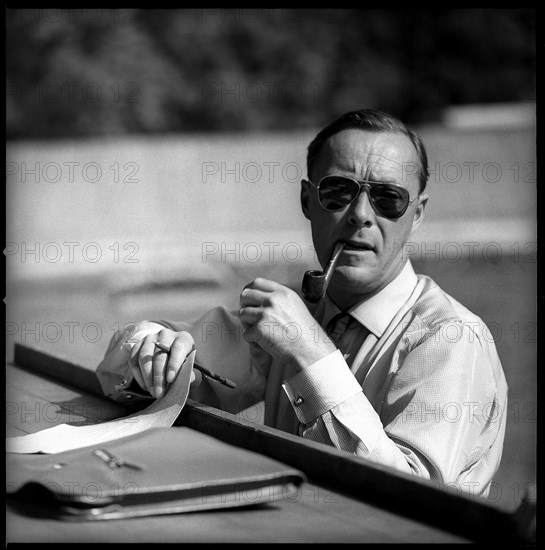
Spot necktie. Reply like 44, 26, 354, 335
326, 312, 355, 356
326, 312, 351, 342
326, 312, 371, 368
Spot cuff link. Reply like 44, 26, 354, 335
114, 379, 128, 392
294, 396, 304, 406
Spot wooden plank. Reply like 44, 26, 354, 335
10, 343, 535, 544
13, 342, 107, 398
6, 484, 465, 543
5, 369, 465, 543
178, 404, 529, 544
6, 425, 28, 438
6, 362, 466, 543
6, 363, 129, 435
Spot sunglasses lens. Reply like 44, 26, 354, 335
317, 176, 410, 218
318, 177, 358, 210
370, 185, 409, 218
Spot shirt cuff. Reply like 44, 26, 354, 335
282, 349, 362, 424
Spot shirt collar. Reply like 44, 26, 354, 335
322, 261, 418, 338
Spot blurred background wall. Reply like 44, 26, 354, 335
6, 8, 536, 511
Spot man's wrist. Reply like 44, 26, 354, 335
290, 342, 338, 372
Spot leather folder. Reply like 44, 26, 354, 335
6, 427, 306, 521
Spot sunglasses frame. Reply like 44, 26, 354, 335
305, 175, 417, 219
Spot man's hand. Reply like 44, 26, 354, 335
128, 328, 200, 399
239, 278, 336, 370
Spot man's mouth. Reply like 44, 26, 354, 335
340, 241, 375, 252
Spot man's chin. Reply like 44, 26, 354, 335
331, 265, 378, 293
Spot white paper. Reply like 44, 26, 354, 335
6, 351, 195, 454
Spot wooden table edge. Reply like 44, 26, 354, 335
10, 342, 535, 544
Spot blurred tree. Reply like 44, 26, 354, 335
6, 8, 535, 139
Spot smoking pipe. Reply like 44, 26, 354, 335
302, 242, 345, 303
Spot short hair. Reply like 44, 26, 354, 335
306, 109, 429, 194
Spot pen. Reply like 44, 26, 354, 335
153, 341, 237, 389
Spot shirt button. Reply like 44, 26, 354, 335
126, 394, 133, 400
294, 396, 304, 406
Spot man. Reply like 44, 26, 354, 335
97, 109, 508, 497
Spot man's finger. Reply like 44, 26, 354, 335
238, 306, 262, 325
128, 338, 147, 391
191, 368, 202, 386
243, 277, 280, 292
152, 342, 170, 398
239, 287, 268, 308
165, 337, 194, 384
138, 336, 158, 395
242, 323, 260, 343
128, 338, 144, 370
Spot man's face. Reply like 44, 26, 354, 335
301, 129, 428, 302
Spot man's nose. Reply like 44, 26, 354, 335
347, 189, 375, 227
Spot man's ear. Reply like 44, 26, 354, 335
301, 179, 312, 220
411, 193, 428, 234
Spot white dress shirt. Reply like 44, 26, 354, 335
96, 261, 508, 496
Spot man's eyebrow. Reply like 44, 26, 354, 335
326, 171, 397, 183
366, 174, 393, 183
361, 171, 398, 184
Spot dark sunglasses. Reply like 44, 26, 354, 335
305, 175, 416, 219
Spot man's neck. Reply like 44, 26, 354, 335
327, 263, 408, 311
327, 285, 381, 312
